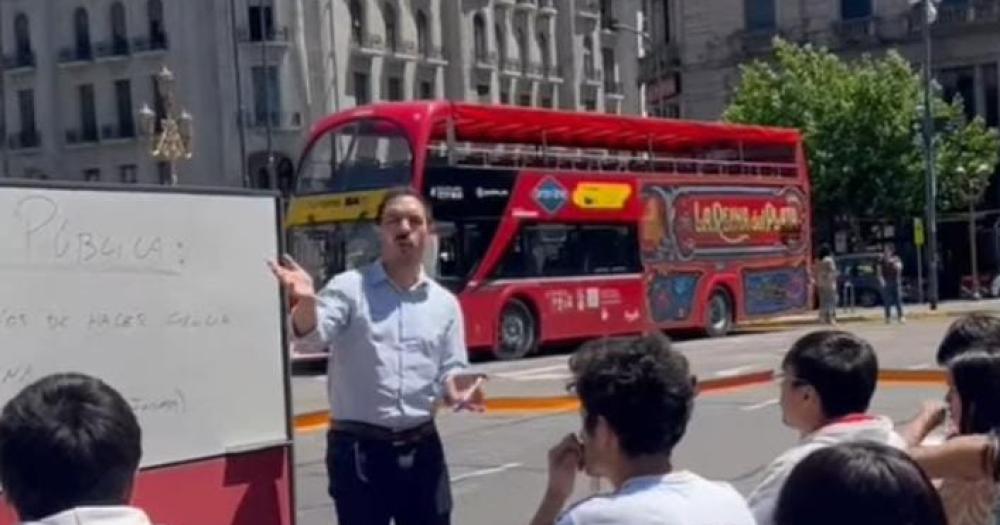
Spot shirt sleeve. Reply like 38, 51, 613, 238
436, 296, 470, 389
747, 451, 800, 525
289, 277, 353, 355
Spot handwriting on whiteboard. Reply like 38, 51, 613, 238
10, 194, 187, 275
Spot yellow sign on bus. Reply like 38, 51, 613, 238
285, 189, 387, 227
572, 183, 633, 210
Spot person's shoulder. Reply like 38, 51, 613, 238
322, 267, 366, 293
556, 494, 621, 524
425, 278, 461, 308
676, 472, 754, 511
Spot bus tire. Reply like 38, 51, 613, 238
705, 290, 733, 338
494, 299, 537, 360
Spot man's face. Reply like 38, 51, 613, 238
378, 195, 430, 266
778, 366, 817, 432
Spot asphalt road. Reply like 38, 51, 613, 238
291, 316, 960, 525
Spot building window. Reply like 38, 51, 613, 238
600, 0, 615, 29
14, 13, 31, 62
662, 0, 672, 43
148, 0, 165, 47
518, 93, 532, 107
583, 36, 594, 78
602, 47, 616, 91
248, 3, 275, 41
984, 64, 998, 128
349, 0, 363, 44
416, 10, 429, 57
353, 72, 370, 105
939, 66, 977, 122
541, 95, 553, 108
119, 164, 138, 183
384, 4, 397, 52
83, 168, 101, 182
496, 24, 506, 69
79, 84, 98, 142
151, 74, 166, 133
476, 84, 490, 97
841, 0, 872, 20
473, 14, 487, 61
17, 89, 36, 138
516, 27, 527, 73
500, 89, 510, 104
252, 66, 281, 126
584, 98, 597, 111
744, 0, 776, 31
538, 32, 549, 75
387, 77, 403, 101
419, 80, 434, 100
74, 8, 92, 60
115, 80, 135, 138
110, 2, 128, 54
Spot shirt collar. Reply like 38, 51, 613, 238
369, 260, 430, 292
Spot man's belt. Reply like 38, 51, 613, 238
331, 420, 436, 446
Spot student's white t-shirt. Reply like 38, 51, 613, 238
556, 471, 755, 525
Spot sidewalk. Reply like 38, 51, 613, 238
743, 298, 1000, 329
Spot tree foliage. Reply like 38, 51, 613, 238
724, 39, 999, 224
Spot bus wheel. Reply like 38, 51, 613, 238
495, 300, 537, 360
705, 290, 733, 338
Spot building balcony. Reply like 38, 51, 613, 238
604, 80, 624, 99
386, 40, 418, 59
539, 0, 558, 16
736, 28, 779, 57
543, 63, 563, 82
422, 46, 448, 66
525, 61, 544, 79
832, 16, 881, 47
8, 130, 40, 150
577, 0, 600, 20
499, 57, 523, 76
58, 46, 94, 65
3, 51, 35, 72
237, 26, 291, 45
132, 34, 169, 54
65, 128, 100, 146
94, 38, 131, 60
473, 51, 498, 71
101, 123, 137, 142
638, 42, 681, 83
515, 0, 537, 11
495, 0, 515, 8
583, 66, 603, 86
351, 34, 385, 56
905, 1, 1000, 36
236, 110, 303, 131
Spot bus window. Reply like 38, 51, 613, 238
494, 223, 641, 280
296, 118, 412, 194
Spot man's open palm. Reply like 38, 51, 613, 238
268, 255, 315, 301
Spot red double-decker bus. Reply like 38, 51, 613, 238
287, 102, 811, 360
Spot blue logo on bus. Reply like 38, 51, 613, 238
533, 177, 568, 215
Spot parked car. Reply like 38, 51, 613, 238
835, 253, 920, 308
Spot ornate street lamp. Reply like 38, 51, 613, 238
139, 66, 193, 186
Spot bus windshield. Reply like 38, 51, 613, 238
296, 118, 413, 194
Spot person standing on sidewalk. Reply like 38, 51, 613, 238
269, 187, 485, 525
814, 245, 839, 325
877, 245, 905, 323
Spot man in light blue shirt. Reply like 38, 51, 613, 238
271, 188, 483, 525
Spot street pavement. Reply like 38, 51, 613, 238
291, 300, 999, 525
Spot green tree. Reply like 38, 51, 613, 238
724, 39, 999, 233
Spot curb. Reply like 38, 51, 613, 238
742, 306, 997, 330
290, 368, 949, 434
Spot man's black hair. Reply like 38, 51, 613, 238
569, 333, 695, 458
782, 330, 878, 419
0, 373, 141, 521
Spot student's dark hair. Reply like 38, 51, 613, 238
375, 187, 434, 224
782, 330, 878, 419
569, 333, 695, 458
948, 349, 1000, 435
775, 441, 947, 525
817, 244, 832, 258
936, 314, 1000, 366
0, 373, 141, 521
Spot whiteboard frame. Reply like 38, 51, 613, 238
0, 178, 295, 468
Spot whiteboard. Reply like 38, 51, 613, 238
0, 184, 288, 468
